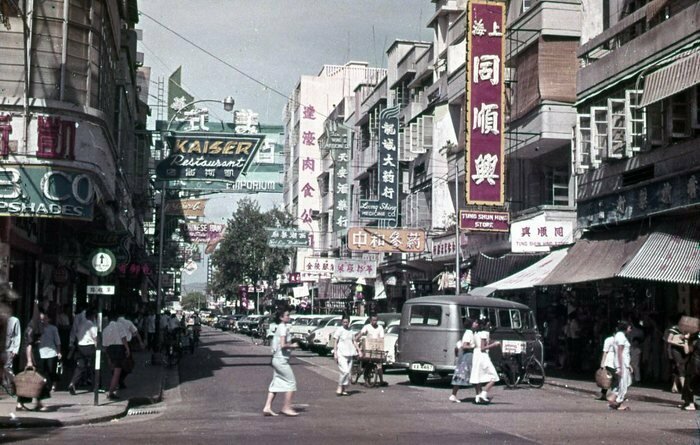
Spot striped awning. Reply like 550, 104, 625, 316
618, 223, 700, 285
539, 229, 648, 286
469, 253, 544, 288
640, 50, 700, 107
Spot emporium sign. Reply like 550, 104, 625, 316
156, 132, 264, 182
465, 1, 505, 206
0, 165, 93, 220
347, 227, 426, 253
359, 106, 400, 224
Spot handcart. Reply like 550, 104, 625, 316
351, 338, 387, 387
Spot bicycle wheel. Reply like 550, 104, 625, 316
499, 360, 518, 389
351, 362, 362, 384
524, 357, 545, 388
363, 363, 377, 387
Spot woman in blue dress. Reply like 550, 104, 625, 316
450, 318, 476, 402
262, 308, 299, 417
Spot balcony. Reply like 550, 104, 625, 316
409, 45, 434, 89
577, 2, 700, 99
360, 78, 388, 118
506, 102, 577, 159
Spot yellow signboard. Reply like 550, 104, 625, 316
347, 227, 426, 253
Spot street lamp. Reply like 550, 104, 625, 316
154, 97, 234, 360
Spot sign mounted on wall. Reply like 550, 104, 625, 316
156, 132, 264, 182
359, 106, 400, 225
347, 227, 426, 253
0, 165, 94, 220
465, 0, 506, 206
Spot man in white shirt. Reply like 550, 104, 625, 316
2, 315, 21, 390
68, 310, 97, 395
357, 315, 387, 386
102, 315, 130, 400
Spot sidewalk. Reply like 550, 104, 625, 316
0, 350, 165, 428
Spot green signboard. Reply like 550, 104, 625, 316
0, 165, 94, 220
266, 228, 310, 248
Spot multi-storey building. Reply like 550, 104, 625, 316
539, 1, 700, 312
283, 62, 385, 297
0, 1, 152, 322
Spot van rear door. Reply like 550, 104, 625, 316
398, 304, 451, 370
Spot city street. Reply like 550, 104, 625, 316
3, 327, 698, 445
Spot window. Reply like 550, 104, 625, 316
625, 90, 645, 155
607, 98, 625, 159
670, 93, 691, 138
522, 0, 531, 12
647, 101, 665, 146
498, 309, 511, 328
409, 305, 442, 326
511, 310, 523, 329
590, 106, 607, 167
574, 113, 592, 171
460, 306, 484, 325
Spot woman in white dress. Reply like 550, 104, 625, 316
262, 308, 299, 417
469, 319, 501, 404
333, 314, 359, 395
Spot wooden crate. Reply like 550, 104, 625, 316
362, 338, 384, 352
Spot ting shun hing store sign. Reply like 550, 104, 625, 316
156, 133, 264, 182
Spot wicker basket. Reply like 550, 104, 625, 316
595, 368, 613, 389
13, 367, 47, 399
679, 316, 700, 335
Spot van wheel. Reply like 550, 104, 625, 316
408, 371, 428, 385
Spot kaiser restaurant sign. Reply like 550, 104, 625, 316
156, 132, 264, 182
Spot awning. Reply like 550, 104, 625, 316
540, 229, 649, 286
469, 252, 544, 288
640, 50, 700, 107
618, 222, 700, 285
484, 248, 570, 291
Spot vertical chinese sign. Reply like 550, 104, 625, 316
299, 104, 318, 230
466, 1, 505, 206
359, 105, 400, 226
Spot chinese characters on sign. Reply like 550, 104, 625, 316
347, 227, 426, 253
302, 257, 335, 276
466, 1, 505, 206
359, 106, 400, 224
334, 258, 378, 279
266, 227, 311, 248
298, 102, 319, 227
511, 216, 573, 253
326, 121, 351, 232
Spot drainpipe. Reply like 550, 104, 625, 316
22, 0, 35, 153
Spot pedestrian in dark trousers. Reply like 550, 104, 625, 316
681, 332, 700, 410
17, 305, 50, 411
67, 309, 97, 395
38, 310, 61, 392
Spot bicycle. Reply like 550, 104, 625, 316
164, 332, 182, 367
350, 350, 385, 387
500, 352, 545, 389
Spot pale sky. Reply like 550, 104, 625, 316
140, 1, 434, 285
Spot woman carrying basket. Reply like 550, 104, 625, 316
16, 305, 51, 411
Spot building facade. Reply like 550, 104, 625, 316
0, 0, 152, 324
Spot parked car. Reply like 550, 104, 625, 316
383, 320, 400, 366
237, 316, 253, 335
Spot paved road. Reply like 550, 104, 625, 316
3, 327, 699, 444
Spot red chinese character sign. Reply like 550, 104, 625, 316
466, 1, 505, 206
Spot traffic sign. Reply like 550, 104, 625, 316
89, 249, 116, 276
86, 285, 115, 295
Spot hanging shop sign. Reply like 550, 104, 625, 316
328, 123, 351, 232
465, 0, 506, 206
511, 213, 574, 253
334, 258, 378, 279
459, 210, 509, 232
302, 257, 336, 276
182, 223, 225, 243
0, 165, 94, 220
156, 133, 264, 182
347, 227, 426, 253
164, 198, 207, 217
266, 227, 311, 248
359, 106, 400, 224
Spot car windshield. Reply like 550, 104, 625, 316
386, 325, 399, 335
